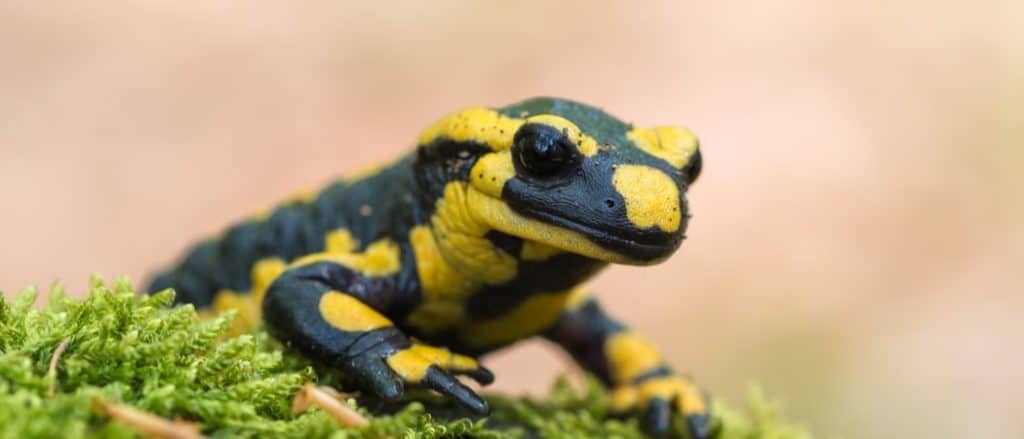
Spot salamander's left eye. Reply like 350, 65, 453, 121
512, 123, 578, 177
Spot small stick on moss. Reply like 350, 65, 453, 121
291, 384, 368, 428
92, 397, 205, 439
46, 337, 71, 398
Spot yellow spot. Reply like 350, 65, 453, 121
605, 332, 664, 384
627, 126, 699, 169
405, 300, 466, 334
416, 344, 477, 370
525, 114, 598, 156
251, 257, 286, 303
461, 290, 574, 346
417, 107, 524, 151
385, 348, 431, 382
611, 165, 681, 232
610, 386, 639, 412
318, 291, 392, 332
212, 289, 260, 336
468, 151, 516, 198
406, 181, 524, 333
417, 108, 602, 157
431, 182, 518, 284
565, 286, 589, 310
406, 226, 471, 333
385, 343, 479, 383
520, 240, 562, 261
290, 238, 401, 277
465, 184, 632, 264
324, 228, 359, 253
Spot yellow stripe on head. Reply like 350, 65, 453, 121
627, 126, 699, 169
525, 114, 598, 157
417, 107, 524, 151
417, 107, 601, 158
611, 165, 681, 233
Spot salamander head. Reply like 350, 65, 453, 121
415, 97, 701, 265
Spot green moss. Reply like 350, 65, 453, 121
0, 277, 813, 438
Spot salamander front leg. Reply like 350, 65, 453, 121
545, 296, 712, 438
262, 261, 493, 413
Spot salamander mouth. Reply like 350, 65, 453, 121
466, 186, 681, 265
510, 204, 681, 264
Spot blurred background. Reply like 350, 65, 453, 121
2, 1, 1021, 437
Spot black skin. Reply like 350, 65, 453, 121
149, 97, 709, 438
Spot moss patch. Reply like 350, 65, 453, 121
0, 277, 813, 438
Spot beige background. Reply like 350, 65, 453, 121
2, 2, 1022, 438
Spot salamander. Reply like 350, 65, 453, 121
148, 97, 709, 437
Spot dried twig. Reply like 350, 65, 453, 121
92, 397, 205, 439
291, 384, 368, 428
46, 337, 71, 398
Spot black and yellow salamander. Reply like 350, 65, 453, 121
148, 97, 709, 438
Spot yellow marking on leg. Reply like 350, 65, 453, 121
611, 165, 681, 233
638, 376, 708, 414
409, 344, 478, 371
610, 386, 640, 412
212, 289, 260, 336
251, 257, 286, 303
290, 238, 401, 277
385, 348, 431, 382
324, 228, 359, 253
461, 290, 574, 346
318, 291, 392, 332
386, 344, 478, 383
627, 126, 699, 169
605, 332, 665, 384
565, 286, 589, 310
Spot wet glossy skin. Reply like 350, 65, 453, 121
150, 97, 709, 438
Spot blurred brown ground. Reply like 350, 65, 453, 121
2, 1, 1022, 437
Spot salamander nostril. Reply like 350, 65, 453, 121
604, 199, 616, 209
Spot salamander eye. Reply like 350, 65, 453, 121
512, 123, 578, 177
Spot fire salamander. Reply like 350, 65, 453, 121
149, 97, 708, 438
